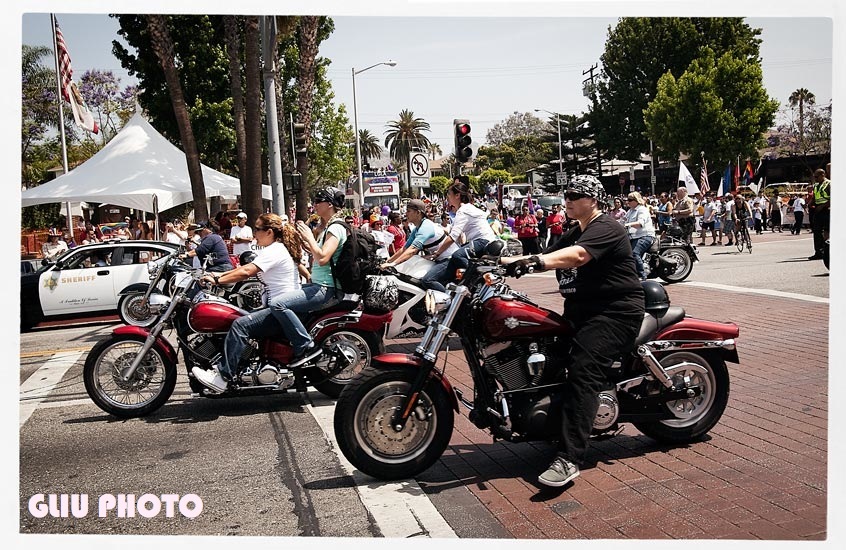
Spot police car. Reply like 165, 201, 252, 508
20, 240, 180, 330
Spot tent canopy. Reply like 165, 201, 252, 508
21, 112, 269, 212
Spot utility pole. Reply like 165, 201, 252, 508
261, 16, 284, 215
582, 64, 602, 178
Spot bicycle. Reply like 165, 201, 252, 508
735, 221, 753, 253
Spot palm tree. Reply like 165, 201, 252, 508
145, 15, 209, 222
294, 16, 320, 221
242, 16, 263, 220
428, 142, 442, 160
384, 109, 431, 195
789, 88, 816, 150
358, 129, 383, 167
223, 16, 247, 189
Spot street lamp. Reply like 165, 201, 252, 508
352, 60, 397, 210
535, 109, 563, 189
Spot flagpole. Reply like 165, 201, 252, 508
51, 14, 73, 240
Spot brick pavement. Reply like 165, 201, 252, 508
386, 276, 828, 540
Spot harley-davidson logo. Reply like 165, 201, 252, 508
504, 317, 541, 329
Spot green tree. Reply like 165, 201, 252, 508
643, 49, 778, 167
478, 169, 512, 185
113, 15, 237, 173
429, 175, 450, 195
384, 109, 431, 196
308, 64, 354, 188
593, 17, 763, 162
358, 128, 382, 166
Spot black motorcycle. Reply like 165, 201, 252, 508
643, 227, 699, 283
117, 250, 263, 327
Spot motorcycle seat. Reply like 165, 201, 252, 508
633, 306, 686, 346
394, 272, 444, 292
298, 299, 361, 326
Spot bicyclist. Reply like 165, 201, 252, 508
731, 195, 753, 246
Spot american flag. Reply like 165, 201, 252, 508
700, 160, 710, 193
53, 17, 98, 134
54, 21, 73, 103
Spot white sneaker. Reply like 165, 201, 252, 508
191, 366, 228, 393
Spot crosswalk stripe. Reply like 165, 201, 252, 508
20, 351, 84, 427
306, 393, 457, 538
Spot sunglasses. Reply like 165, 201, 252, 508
564, 192, 589, 201
627, 198, 637, 201
254, 225, 272, 232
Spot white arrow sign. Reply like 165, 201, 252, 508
409, 152, 430, 187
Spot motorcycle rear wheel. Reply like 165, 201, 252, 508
83, 334, 177, 418
658, 248, 694, 283
232, 280, 265, 311
334, 366, 454, 480
311, 330, 384, 398
632, 351, 729, 443
117, 292, 158, 327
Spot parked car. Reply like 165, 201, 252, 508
20, 240, 180, 330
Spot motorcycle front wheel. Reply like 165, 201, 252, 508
658, 248, 694, 283
334, 366, 454, 480
83, 334, 177, 418
117, 292, 158, 327
311, 330, 384, 398
632, 351, 729, 443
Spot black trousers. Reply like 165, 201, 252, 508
519, 236, 540, 255
812, 208, 830, 255
558, 310, 642, 466
792, 211, 804, 234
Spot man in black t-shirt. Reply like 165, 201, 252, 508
502, 175, 645, 489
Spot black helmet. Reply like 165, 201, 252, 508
314, 187, 345, 209
641, 280, 670, 315
239, 250, 257, 266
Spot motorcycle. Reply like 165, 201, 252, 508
84, 248, 391, 418
333, 239, 739, 481
643, 227, 699, 283
380, 255, 450, 339
117, 251, 264, 327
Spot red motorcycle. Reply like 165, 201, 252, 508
84, 248, 391, 418
334, 240, 739, 480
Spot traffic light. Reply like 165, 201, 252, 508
454, 119, 472, 163
293, 122, 307, 159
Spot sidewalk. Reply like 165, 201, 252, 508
385, 278, 828, 540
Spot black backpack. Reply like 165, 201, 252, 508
327, 220, 380, 294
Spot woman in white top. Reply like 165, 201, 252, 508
623, 191, 656, 280
425, 181, 497, 291
192, 213, 301, 393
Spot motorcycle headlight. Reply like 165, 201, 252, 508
424, 289, 450, 316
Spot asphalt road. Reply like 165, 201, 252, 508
17, 231, 832, 543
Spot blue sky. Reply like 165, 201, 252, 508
19, 10, 834, 155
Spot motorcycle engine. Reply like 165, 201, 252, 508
483, 341, 552, 390
239, 361, 294, 388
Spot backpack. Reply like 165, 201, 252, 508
327, 220, 380, 294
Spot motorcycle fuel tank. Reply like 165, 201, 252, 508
480, 297, 571, 340
188, 300, 244, 333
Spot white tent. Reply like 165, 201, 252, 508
20, 112, 269, 212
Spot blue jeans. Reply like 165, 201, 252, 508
630, 236, 654, 279
421, 238, 491, 292
221, 307, 281, 381
269, 284, 339, 355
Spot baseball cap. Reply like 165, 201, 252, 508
406, 199, 426, 213
236, 212, 248, 219
280, 214, 289, 222
369, 214, 381, 223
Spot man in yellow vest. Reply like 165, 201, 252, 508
808, 168, 830, 261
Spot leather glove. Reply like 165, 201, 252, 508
504, 255, 545, 278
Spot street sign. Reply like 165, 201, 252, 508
651, 175, 657, 185
408, 152, 430, 187
556, 172, 567, 187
